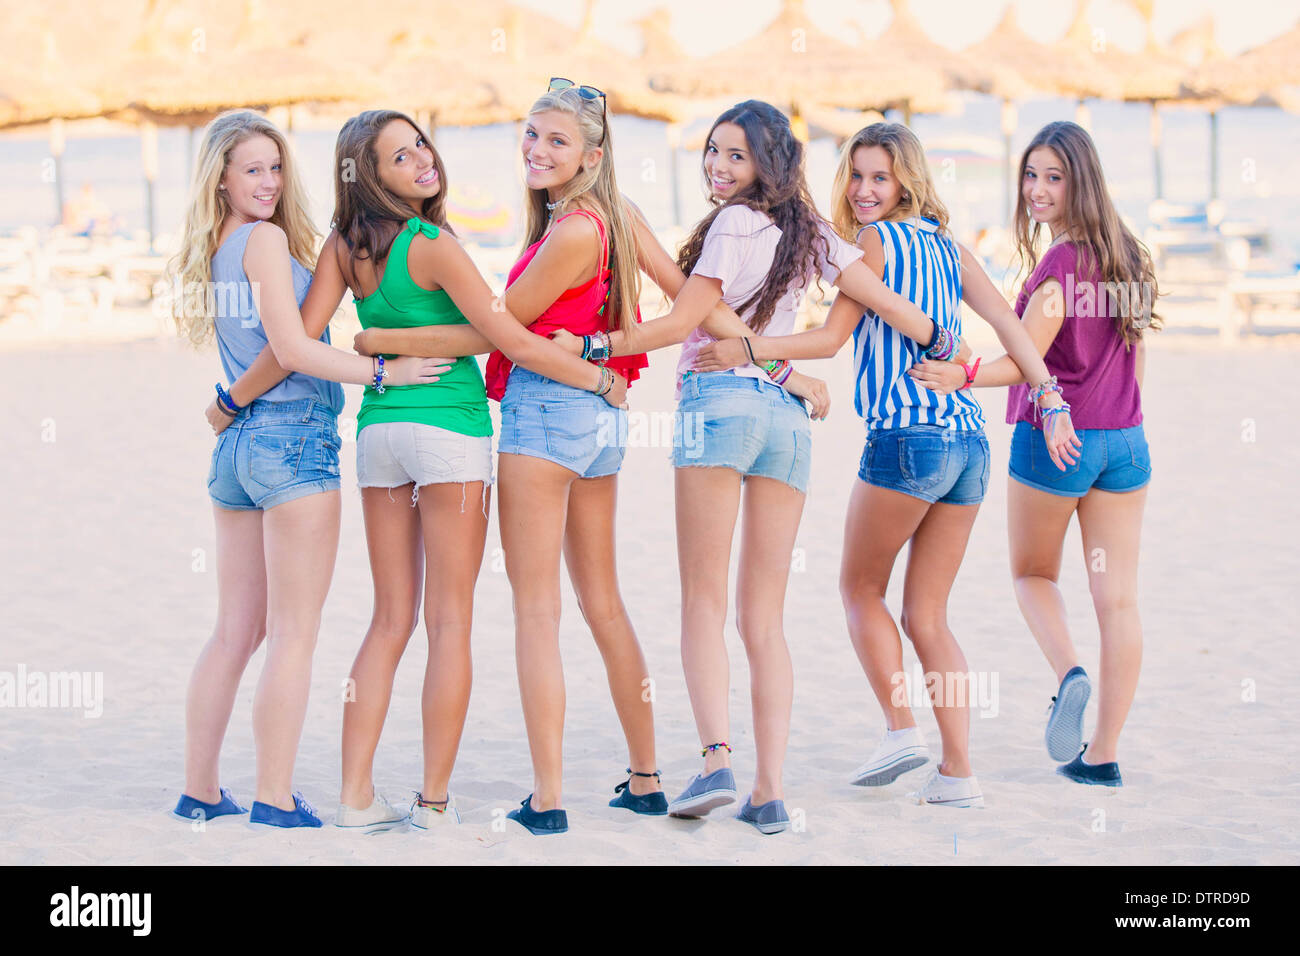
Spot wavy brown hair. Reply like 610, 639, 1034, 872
677, 100, 831, 334
331, 109, 451, 284
1013, 121, 1161, 345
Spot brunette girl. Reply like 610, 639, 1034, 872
910, 121, 1157, 786
696, 122, 1076, 808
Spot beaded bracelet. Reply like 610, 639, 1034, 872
214, 383, 244, 417
772, 361, 794, 386
1042, 401, 1072, 437
582, 329, 612, 364
1028, 376, 1062, 421
925, 325, 958, 362
371, 355, 388, 394
701, 742, 732, 756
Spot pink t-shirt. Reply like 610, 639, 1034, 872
675, 203, 862, 396
1006, 241, 1143, 431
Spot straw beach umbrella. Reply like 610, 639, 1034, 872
649, 0, 943, 119
1052, 0, 1192, 199
1189, 17, 1300, 202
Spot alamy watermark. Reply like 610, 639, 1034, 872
1046, 275, 1154, 328
0, 664, 103, 718
889, 663, 999, 718
596, 409, 703, 458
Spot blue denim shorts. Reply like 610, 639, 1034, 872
208, 398, 341, 510
858, 424, 990, 505
498, 367, 627, 478
1009, 421, 1151, 497
672, 371, 811, 493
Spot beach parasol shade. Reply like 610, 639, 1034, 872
961, 5, 1114, 102
1189, 16, 1300, 107
1051, 0, 1189, 103
648, 0, 946, 116
0, 30, 104, 129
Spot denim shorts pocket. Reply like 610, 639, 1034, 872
249, 432, 308, 488
317, 428, 341, 477
898, 432, 950, 494
207, 438, 222, 487
1119, 427, 1152, 474
1029, 428, 1082, 480
540, 400, 596, 460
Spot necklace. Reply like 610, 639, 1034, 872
546, 199, 562, 218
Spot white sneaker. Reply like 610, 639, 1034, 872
908, 769, 984, 808
411, 792, 461, 828
334, 792, 409, 830
850, 726, 931, 786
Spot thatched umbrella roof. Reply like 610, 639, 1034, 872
1053, 0, 1188, 103
648, 0, 939, 115
868, 0, 991, 97
961, 5, 1110, 102
0, 33, 103, 129
1189, 17, 1300, 107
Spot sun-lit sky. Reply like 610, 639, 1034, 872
512, 0, 1298, 57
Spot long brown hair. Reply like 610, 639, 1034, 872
830, 122, 949, 241
677, 100, 830, 334
331, 109, 451, 281
519, 87, 639, 334
1013, 121, 1161, 344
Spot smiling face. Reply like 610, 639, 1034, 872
374, 119, 439, 208
703, 121, 756, 202
847, 144, 904, 225
1023, 146, 1067, 231
220, 134, 282, 223
522, 109, 600, 197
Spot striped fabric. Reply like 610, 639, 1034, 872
851, 217, 985, 431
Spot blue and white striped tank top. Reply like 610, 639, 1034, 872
850, 217, 984, 431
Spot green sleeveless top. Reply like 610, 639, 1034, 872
355, 218, 492, 438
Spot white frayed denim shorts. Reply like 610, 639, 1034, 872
356, 422, 494, 507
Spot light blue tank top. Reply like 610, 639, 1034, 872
210, 221, 344, 413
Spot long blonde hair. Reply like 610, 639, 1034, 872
519, 88, 639, 333
166, 110, 319, 346
830, 123, 949, 242
1012, 122, 1160, 345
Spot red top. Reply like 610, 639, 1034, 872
484, 209, 649, 401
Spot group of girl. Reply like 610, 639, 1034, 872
168, 82, 1157, 835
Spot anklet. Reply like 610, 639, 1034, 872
701, 742, 732, 756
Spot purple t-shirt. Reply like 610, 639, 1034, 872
1006, 242, 1143, 430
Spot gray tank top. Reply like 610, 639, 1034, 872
211, 221, 344, 413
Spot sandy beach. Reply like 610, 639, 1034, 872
1, 323, 1297, 866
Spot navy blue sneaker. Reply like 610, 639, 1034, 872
249, 791, 323, 828
507, 794, 568, 835
736, 795, 790, 834
172, 787, 247, 823
1057, 745, 1122, 787
1045, 666, 1091, 761
609, 769, 668, 815
667, 767, 737, 818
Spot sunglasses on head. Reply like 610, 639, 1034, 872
549, 77, 607, 141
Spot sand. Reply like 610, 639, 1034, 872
1, 325, 1297, 866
